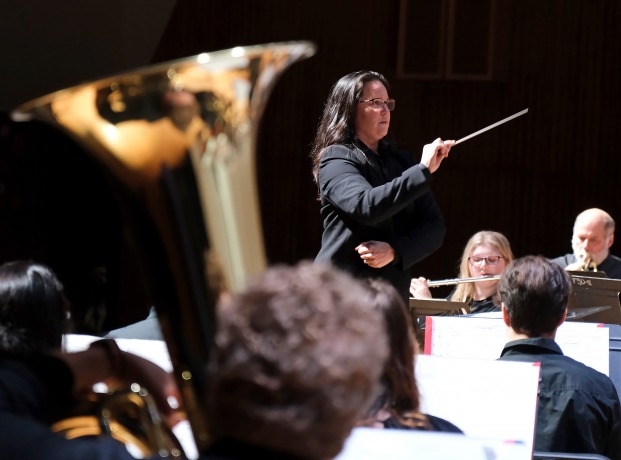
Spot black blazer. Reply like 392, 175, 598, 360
315, 140, 445, 299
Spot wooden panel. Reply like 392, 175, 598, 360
398, 0, 508, 80
448, 0, 492, 76
397, 0, 447, 78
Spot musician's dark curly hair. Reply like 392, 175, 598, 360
207, 261, 388, 459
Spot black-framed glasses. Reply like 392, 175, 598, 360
468, 256, 504, 266
359, 98, 395, 111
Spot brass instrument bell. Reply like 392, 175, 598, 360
579, 253, 598, 272
12, 41, 317, 454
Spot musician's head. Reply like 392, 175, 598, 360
311, 70, 391, 183
571, 208, 615, 265
452, 230, 513, 303
207, 261, 388, 459
360, 278, 429, 429
499, 255, 571, 338
0, 260, 70, 352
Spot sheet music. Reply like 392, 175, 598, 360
336, 427, 531, 460
424, 314, 505, 358
425, 316, 610, 375
416, 355, 539, 454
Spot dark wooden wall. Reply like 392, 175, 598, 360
1, 0, 620, 331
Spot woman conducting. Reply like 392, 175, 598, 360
310, 70, 454, 300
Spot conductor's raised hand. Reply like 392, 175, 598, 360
421, 138, 455, 173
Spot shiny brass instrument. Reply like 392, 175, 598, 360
51, 385, 184, 458
579, 253, 598, 272
12, 41, 316, 454
426, 275, 502, 287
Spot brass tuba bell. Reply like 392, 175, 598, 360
12, 41, 317, 454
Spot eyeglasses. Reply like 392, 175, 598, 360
468, 256, 504, 266
359, 98, 395, 111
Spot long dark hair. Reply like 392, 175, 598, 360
362, 278, 430, 429
309, 70, 390, 184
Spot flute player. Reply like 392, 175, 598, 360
410, 230, 514, 314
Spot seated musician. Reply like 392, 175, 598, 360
205, 262, 387, 459
551, 207, 621, 279
498, 255, 621, 458
410, 230, 514, 314
0, 261, 388, 460
360, 278, 463, 433
0, 260, 71, 352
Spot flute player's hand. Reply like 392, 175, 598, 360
410, 277, 433, 299
421, 138, 454, 173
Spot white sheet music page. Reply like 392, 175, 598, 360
415, 354, 540, 455
555, 322, 609, 375
424, 316, 610, 375
335, 427, 531, 460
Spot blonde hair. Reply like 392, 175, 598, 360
450, 231, 514, 303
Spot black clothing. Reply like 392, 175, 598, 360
499, 338, 621, 459
316, 140, 445, 300
551, 253, 621, 279
0, 354, 137, 460
468, 296, 499, 314
443, 290, 499, 313
383, 414, 464, 433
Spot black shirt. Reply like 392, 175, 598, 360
499, 338, 621, 458
469, 296, 500, 314
551, 253, 621, 280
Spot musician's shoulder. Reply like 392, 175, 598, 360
601, 253, 621, 279
549, 253, 573, 267
321, 144, 359, 161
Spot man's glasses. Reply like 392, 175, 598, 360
468, 256, 504, 266
359, 98, 395, 112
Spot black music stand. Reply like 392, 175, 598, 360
409, 298, 470, 316
566, 274, 621, 325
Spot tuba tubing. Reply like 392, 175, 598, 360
12, 41, 317, 454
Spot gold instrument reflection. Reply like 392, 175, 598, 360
579, 253, 598, 272
12, 41, 316, 453
51, 385, 184, 458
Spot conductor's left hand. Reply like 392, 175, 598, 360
356, 241, 395, 268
